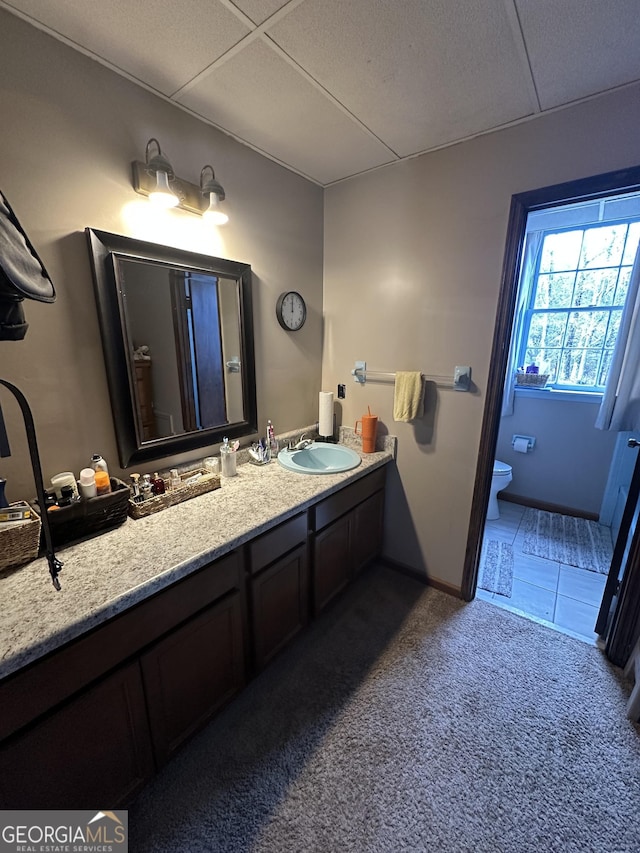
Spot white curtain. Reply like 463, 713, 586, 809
596, 243, 640, 431
501, 231, 543, 417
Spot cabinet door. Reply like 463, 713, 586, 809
141, 592, 245, 766
251, 543, 308, 670
353, 489, 385, 573
0, 661, 154, 809
313, 513, 351, 615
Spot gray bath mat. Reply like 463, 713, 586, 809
479, 539, 514, 597
522, 508, 612, 574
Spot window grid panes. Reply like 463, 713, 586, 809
521, 220, 640, 391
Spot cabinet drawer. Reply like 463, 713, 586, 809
314, 468, 386, 532
248, 512, 308, 575
0, 549, 243, 741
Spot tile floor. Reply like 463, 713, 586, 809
477, 500, 608, 645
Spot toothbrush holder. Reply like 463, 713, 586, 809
220, 449, 237, 477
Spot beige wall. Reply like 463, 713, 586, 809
323, 83, 640, 588
496, 395, 617, 516
0, 11, 323, 497
3, 8, 640, 593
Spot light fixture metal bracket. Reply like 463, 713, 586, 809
131, 161, 207, 215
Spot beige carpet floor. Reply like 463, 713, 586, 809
129, 564, 640, 852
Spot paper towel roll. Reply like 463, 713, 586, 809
513, 437, 529, 454
319, 391, 334, 437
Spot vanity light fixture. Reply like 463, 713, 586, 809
143, 138, 178, 208
131, 140, 229, 223
200, 165, 228, 225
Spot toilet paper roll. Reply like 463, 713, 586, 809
513, 437, 529, 454
319, 391, 334, 437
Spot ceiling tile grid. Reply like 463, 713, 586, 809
1, 0, 639, 184
177, 38, 395, 184
230, 0, 293, 26
514, 0, 640, 109
1, 0, 250, 96
265, 0, 537, 156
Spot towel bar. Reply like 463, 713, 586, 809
351, 361, 471, 391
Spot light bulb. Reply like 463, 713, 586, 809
203, 193, 229, 225
149, 170, 178, 208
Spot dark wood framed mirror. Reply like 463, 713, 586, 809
86, 228, 257, 467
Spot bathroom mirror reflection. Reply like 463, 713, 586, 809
86, 228, 257, 467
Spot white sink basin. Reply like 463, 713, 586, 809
277, 442, 362, 474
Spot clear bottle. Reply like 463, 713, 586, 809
169, 468, 181, 490
267, 420, 278, 458
129, 473, 142, 503
141, 474, 153, 501
220, 437, 237, 477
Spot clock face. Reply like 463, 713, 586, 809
276, 291, 306, 331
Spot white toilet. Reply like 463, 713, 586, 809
487, 460, 513, 520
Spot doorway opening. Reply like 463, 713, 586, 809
462, 165, 640, 660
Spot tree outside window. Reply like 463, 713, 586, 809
521, 221, 640, 391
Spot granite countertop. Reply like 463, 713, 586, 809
0, 435, 396, 682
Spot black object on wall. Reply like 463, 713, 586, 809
0, 190, 61, 588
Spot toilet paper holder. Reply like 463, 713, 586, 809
512, 434, 535, 452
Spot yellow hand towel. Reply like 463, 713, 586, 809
393, 371, 424, 422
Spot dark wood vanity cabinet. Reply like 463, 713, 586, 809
0, 549, 246, 808
0, 661, 154, 809
352, 488, 385, 572
0, 463, 388, 808
141, 591, 245, 765
313, 514, 352, 613
312, 466, 386, 614
248, 512, 309, 671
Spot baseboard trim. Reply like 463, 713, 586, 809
379, 556, 463, 599
500, 492, 598, 522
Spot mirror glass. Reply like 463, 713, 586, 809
86, 228, 257, 467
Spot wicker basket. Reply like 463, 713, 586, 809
0, 501, 42, 572
31, 478, 130, 548
128, 468, 221, 519
515, 373, 549, 388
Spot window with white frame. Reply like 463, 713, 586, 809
520, 220, 640, 391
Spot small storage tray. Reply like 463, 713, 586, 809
0, 501, 42, 572
515, 373, 549, 388
128, 468, 221, 519
31, 478, 130, 548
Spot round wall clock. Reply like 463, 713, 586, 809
276, 290, 306, 331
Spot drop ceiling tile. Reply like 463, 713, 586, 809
177, 39, 395, 184
266, 0, 536, 156
3, 0, 250, 95
516, 0, 640, 109
230, 0, 291, 25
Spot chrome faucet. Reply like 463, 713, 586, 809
289, 433, 314, 450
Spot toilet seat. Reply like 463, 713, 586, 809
493, 460, 512, 477
487, 460, 513, 520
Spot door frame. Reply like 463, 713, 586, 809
461, 163, 640, 637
